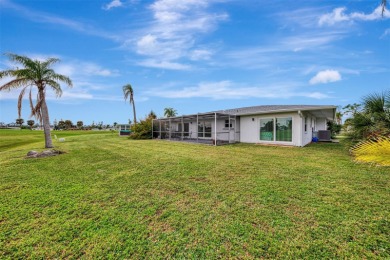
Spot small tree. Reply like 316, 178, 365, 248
58, 120, 65, 130
64, 120, 73, 129
27, 120, 35, 129
77, 121, 83, 129
148, 110, 157, 119
16, 118, 24, 128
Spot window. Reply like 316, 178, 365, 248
224, 119, 232, 128
204, 122, 212, 137
304, 117, 308, 132
260, 117, 293, 142
198, 122, 203, 137
276, 117, 292, 142
198, 121, 212, 138
260, 118, 274, 141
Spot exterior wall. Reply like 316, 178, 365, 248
316, 118, 327, 130
301, 114, 312, 146
240, 112, 301, 146
215, 117, 240, 142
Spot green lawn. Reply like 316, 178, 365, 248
0, 130, 389, 259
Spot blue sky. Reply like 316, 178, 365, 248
0, 0, 389, 125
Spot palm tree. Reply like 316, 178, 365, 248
347, 91, 390, 139
362, 91, 390, 126
164, 107, 177, 117
16, 118, 24, 128
0, 53, 72, 148
335, 111, 343, 125
123, 84, 137, 125
27, 120, 35, 129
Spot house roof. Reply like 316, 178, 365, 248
157, 105, 336, 121
214, 105, 336, 116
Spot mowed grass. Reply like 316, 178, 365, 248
0, 130, 389, 259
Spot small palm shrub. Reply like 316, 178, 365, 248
350, 136, 390, 166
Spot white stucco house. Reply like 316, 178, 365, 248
152, 105, 336, 147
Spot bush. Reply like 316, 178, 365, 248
129, 118, 158, 140
327, 121, 342, 138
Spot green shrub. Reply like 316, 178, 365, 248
129, 118, 158, 140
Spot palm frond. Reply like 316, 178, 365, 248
29, 89, 35, 118
47, 73, 73, 87
42, 57, 60, 68
4, 53, 36, 70
0, 78, 32, 91
0, 70, 16, 79
350, 136, 390, 166
31, 91, 43, 122
362, 91, 386, 114
17, 87, 28, 118
45, 80, 63, 97
123, 84, 134, 104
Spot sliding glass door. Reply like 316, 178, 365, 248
260, 117, 292, 142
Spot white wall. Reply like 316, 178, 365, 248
240, 112, 302, 146
316, 118, 327, 130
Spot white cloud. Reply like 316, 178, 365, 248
1, 0, 119, 40
145, 80, 330, 100
281, 33, 343, 51
189, 49, 213, 61
319, 5, 390, 26
381, 28, 390, 38
319, 7, 349, 26
54, 61, 119, 78
103, 0, 123, 10
350, 6, 390, 21
309, 70, 341, 85
137, 59, 191, 70
131, 0, 227, 67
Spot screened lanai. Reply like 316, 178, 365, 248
152, 112, 240, 146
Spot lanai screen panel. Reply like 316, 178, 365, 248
152, 113, 238, 145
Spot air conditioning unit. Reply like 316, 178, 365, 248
318, 130, 331, 141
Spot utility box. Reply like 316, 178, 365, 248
318, 130, 331, 141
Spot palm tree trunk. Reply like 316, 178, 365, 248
132, 102, 137, 124
41, 98, 54, 148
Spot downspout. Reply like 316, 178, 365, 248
214, 112, 217, 146
228, 115, 231, 143
169, 118, 171, 140
181, 116, 184, 140
196, 114, 199, 143
152, 119, 154, 140
298, 110, 303, 147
